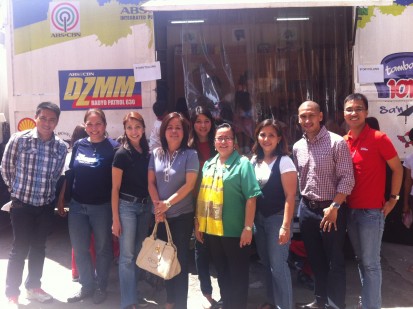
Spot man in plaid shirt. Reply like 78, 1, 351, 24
1, 102, 67, 306
293, 101, 354, 309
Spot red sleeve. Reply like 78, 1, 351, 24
377, 131, 398, 161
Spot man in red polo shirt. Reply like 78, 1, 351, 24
343, 93, 403, 309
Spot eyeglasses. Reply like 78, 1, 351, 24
214, 137, 234, 143
345, 108, 365, 114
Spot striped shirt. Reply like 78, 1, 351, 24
1, 128, 67, 206
293, 126, 354, 201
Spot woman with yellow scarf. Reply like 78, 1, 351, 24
195, 123, 261, 309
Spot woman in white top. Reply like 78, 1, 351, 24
251, 119, 297, 309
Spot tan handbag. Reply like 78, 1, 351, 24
136, 219, 181, 280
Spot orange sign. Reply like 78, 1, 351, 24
17, 118, 36, 131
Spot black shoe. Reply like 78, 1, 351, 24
93, 288, 107, 304
297, 271, 314, 291
258, 302, 276, 309
297, 300, 326, 309
211, 299, 223, 309
67, 288, 94, 303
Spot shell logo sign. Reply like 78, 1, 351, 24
17, 118, 36, 131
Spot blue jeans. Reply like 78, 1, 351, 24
157, 212, 194, 309
299, 199, 347, 309
118, 198, 152, 309
6, 200, 54, 297
347, 208, 384, 309
254, 212, 292, 309
68, 199, 113, 292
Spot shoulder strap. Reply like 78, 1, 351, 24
270, 155, 283, 173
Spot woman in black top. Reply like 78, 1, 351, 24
112, 112, 152, 309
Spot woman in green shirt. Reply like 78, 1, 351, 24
195, 123, 261, 309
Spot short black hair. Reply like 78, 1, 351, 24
153, 100, 167, 117
36, 102, 61, 119
216, 122, 235, 138
344, 93, 369, 110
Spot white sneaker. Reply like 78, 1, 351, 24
26, 288, 53, 303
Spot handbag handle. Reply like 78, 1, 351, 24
151, 219, 174, 245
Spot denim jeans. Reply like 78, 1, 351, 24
254, 212, 292, 309
347, 208, 384, 309
157, 212, 194, 309
118, 198, 152, 309
299, 199, 347, 309
6, 201, 54, 297
68, 199, 113, 292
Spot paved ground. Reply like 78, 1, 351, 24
0, 213, 413, 309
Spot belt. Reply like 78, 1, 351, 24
119, 193, 149, 204
302, 196, 332, 209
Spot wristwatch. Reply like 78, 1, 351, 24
244, 226, 252, 231
165, 200, 172, 208
390, 194, 400, 200
331, 202, 341, 209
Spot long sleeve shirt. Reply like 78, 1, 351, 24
1, 128, 67, 206
293, 126, 355, 201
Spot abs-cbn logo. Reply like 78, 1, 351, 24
49, 2, 80, 34
375, 53, 413, 99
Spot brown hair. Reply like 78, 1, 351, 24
252, 119, 289, 162
84, 108, 107, 126
70, 124, 88, 147
159, 112, 190, 153
188, 106, 216, 153
121, 112, 149, 155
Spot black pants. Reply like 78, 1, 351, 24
6, 200, 54, 297
299, 199, 347, 309
208, 235, 251, 309
157, 212, 194, 309
195, 236, 224, 298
